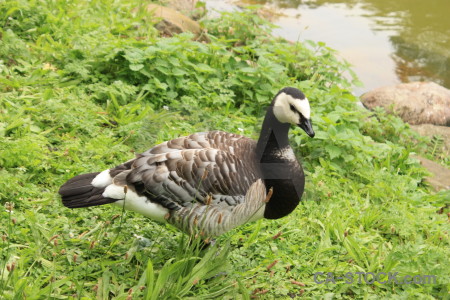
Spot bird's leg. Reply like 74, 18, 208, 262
188, 234, 216, 250
200, 237, 216, 250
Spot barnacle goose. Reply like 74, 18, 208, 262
59, 87, 315, 237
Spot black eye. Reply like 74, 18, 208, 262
289, 104, 296, 112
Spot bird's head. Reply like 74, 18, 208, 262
272, 87, 315, 138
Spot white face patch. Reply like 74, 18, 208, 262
273, 93, 311, 124
293, 98, 310, 119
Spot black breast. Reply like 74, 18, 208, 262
262, 165, 305, 219
256, 123, 306, 219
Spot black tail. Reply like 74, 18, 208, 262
59, 172, 117, 208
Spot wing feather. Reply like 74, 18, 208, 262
116, 131, 260, 210
107, 131, 260, 210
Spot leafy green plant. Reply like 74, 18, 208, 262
0, 0, 448, 299
144, 239, 237, 299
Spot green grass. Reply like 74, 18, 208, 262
1, 0, 449, 298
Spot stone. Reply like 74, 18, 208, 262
144, 4, 207, 41
360, 82, 450, 126
410, 124, 450, 154
164, 0, 205, 20
411, 155, 450, 191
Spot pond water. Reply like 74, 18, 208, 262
205, 0, 450, 95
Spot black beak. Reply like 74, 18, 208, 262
298, 118, 315, 138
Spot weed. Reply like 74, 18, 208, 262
0, 0, 448, 298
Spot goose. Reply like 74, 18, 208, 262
59, 87, 315, 237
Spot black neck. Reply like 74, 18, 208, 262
256, 107, 291, 160
255, 107, 304, 220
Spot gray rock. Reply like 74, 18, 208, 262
411, 124, 450, 155
144, 4, 208, 41
164, 0, 205, 20
411, 155, 450, 191
361, 82, 450, 126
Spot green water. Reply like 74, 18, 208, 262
207, 0, 450, 94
